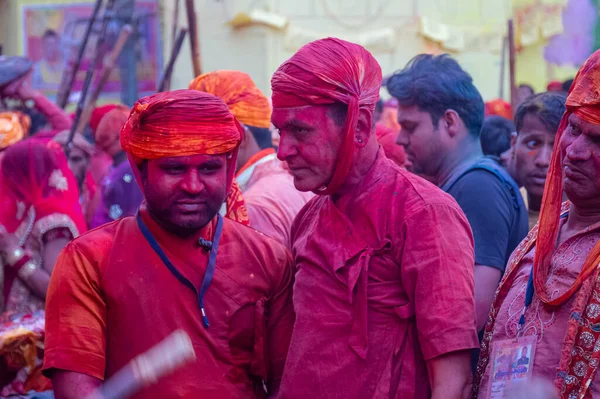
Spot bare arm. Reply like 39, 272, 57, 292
475, 264, 502, 331
53, 370, 103, 399
23, 236, 70, 300
427, 350, 473, 399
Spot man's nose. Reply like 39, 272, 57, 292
180, 170, 204, 194
277, 133, 297, 161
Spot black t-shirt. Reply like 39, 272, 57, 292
445, 162, 529, 272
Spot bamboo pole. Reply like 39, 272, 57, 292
185, 0, 201, 77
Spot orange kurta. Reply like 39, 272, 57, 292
43, 207, 295, 398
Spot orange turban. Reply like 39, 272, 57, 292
485, 99, 512, 120
271, 37, 382, 195
121, 90, 248, 225
534, 50, 600, 305
121, 89, 243, 161
95, 105, 129, 156
0, 112, 30, 150
188, 70, 271, 129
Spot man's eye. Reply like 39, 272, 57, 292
567, 122, 581, 135
526, 140, 540, 149
165, 167, 184, 174
292, 126, 308, 134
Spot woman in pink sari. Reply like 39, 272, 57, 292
0, 139, 86, 313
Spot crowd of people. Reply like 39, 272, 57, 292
0, 34, 598, 399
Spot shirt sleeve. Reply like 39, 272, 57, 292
401, 203, 479, 361
265, 248, 295, 394
448, 170, 513, 271
43, 242, 107, 380
32, 93, 72, 131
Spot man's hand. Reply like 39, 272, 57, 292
427, 350, 473, 399
475, 264, 502, 331
52, 370, 103, 399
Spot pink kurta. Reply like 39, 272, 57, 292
278, 150, 479, 399
242, 156, 313, 246
478, 218, 600, 397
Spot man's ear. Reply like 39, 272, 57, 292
443, 109, 462, 138
510, 131, 518, 148
355, 108, 373, 147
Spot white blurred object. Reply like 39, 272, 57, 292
228, 9, 289, 30
508, 377, 559, 399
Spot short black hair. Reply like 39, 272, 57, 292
246, 125, 273, 149
480, 116, 515, 157
562, 79, 574, 93
514, 92, 566, 135
375, 99, 384, 115
42, 29, 59, 40
518, 84, 535, 96
386, 54, 484, 138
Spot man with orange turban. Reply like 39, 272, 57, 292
43, 90, 295, 398
272, 38, 478, 398
189, 70, 313, 245
0, 111, 30, 151
474, 50, 600, 399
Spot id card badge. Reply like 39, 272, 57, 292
486, 335, 537, 399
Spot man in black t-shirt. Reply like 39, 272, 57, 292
387, 54, 528, 333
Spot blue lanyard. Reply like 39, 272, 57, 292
136, 213, 224, 328
519, 212, 569, 329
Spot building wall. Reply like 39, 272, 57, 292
0, 0, 569, 101
164, 0, 513, 100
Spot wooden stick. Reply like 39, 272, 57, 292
163, 0, 181, 91
158, 28, 188, 93
65, 0, 117, 155
84, 330, 196, 399
56, 0, 104, 109
76, 24, 133, 133
171, 0, 180, 49
499, 35, 507, 100
185, 0, 201, 77
508, 19, 516, 115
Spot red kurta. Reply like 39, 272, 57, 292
43, 207, 295, 398
278, 150, 479, 398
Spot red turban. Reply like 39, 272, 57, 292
485, 99, 512, 120
90, 104, 119, 134
534, 50, 600, 308
271, 37, 382, 195
189, 70, 271, 128
547, 81, 563, 92
95, 105, 129, 156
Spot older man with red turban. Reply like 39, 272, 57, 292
272, 38, 478, 398
474, 49, 600, 399
189, 70, 313, 245
43, 90, 295, 399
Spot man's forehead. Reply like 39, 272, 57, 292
396, 104, 427, 120
153, 154, 225, 164
271, 105, 330, 125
